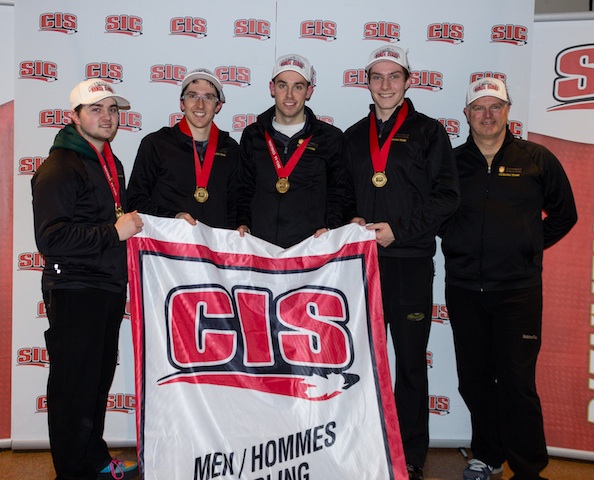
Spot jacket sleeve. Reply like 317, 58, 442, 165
389, 122, 460, 245
325, 130, 350, 229
541, 149, 578, 248
236, 129, 256, 228
127, 135, 179, 218
31, 153, 120, 256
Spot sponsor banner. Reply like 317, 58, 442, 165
529, 18, 594, 458
128, 216, 407, 479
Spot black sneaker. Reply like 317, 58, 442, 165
406, 464, 424, 480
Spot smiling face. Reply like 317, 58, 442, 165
367, 60, 411, 121
269, 70, 313, 125
71, 98, 119, 150
180, 79, 222, 139
464, 96, 510, 144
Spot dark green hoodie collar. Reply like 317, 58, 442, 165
49, 124, 100, 159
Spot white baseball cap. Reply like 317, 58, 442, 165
70, 79, 130, 111
466, 78, 510, 106
181, 68, 226, 103
271, 54, 314, 83
366, 46, 410, 73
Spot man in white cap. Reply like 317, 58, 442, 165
31, 79, 143, 479
440, 78, 577, 480
237, 53, 347, 247
344, 46, 460, 480
128, 68, 239, 229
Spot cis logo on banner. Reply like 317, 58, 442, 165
39, 12, 77, 35
342, 68, 443, 92
234, 18, 271, 40
491, 24, 528, 46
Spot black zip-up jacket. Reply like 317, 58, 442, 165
237, 105, 347, 248
344, 99, 460, 257
440, 129, 577, 291
31, 124, 128, 292
127, 123, 239, 229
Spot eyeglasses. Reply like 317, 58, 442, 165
469, 103, 509, 114
182, 92, 218, 104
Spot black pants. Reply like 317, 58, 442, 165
446, 284, 548, 480
379, 256, 433, 468
43, 288, 127, 480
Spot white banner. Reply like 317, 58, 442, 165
128, 216, 407, 479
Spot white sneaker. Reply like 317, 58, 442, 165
463, 458, 503, 480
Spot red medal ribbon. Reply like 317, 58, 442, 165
87, 140, 122, 214
264, 131, 312, 181
179, 117, 219, 190
369, 101, 409, 174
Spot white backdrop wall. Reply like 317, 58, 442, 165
11, 0, 536, 449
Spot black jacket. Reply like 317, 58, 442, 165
31, 124, 128, 292
440, 129, 577, 291
237, 105, 347, 248
344, 99, 460, 257
127, 123, 239, 229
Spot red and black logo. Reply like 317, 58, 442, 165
437, 118, 460, 140
86, 63, 124, 83
549, 44, 594, 111
105, 14, 143, 37
18, 156, 46, 175
429, 395, 451, 415
150, 64, 187, 85
39, 12, 77, 34
426, 350, 433, 369
18, 252, 45, 271
17, 347, 49, 367
118, 111, 142, 132
39, 109, 72, 128
169, 113, 184, 127
363, 21, 400, 42
215, 66, 251, 88
316, 115, 334, 125
159, 285, 358, 401
37, 301, 47, 318
19, 60, 58, 82
431, 303, 451, 324
106, 393, 136, 413
427, 23, 464, 44
234, 18, 271, 40
300, 20, 337, 41
170, 16, 207, 39
508, 120, 523, 139
342, 68, 367, 89
410, 70, 444, 91
491, 24, 528, 46
470, 71, 507, 83
232, 114, 258, 132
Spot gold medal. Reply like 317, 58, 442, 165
371, 171, 388, 188
115, 206, 124, 218
276, 177, 290, 194
194, 187, 209, 203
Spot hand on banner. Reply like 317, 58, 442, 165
313, 227, 329, 238
175, 212, 197, 225
237, 225, 250, 237
115, 211, 144, 241
366, 222, 395, 248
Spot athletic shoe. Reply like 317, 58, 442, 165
463, 458, 503, 480
97, 458, 139, 480
407, 463, 424, 480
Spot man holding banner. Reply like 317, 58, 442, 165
237, 53, 347, 247
440, 78, 577, 480
31, 79, 143, 480
344, 46, 460, 479
128, 68, 239, 229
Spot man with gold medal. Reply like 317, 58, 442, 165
31, 79, 143, 480
344, 46, 459, 480
236, 54, 348, 248
128, 68, 239, 229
